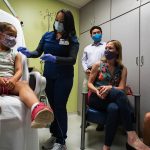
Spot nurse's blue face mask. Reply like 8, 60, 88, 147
92, 33, 102, 42
0, 33, 16, 48
104, 49, 118, 60
54, 21, 64, 32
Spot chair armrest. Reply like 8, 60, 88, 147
29, 71, 46, 98
132, 94, 141, 136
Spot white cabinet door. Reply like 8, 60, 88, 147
111, 0, 140, 18
111, 9, 140, 94
94, 0, 111, 25
140, 3, 150, 123
77, 32, 92, 113
100, 22, 111, 42
80, 1, 95, 33
141, 0, 150, 4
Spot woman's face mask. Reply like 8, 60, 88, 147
54, 21, 64, 32
92, 33, 102, 42
0, 33, 16, 48
104, 49, 118, 60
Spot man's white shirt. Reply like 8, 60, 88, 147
82, 41, 106, 71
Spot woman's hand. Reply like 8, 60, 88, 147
95, 88, 102, 98
98, 85, 112, 99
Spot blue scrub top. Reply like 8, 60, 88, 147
39, 31, 77, 78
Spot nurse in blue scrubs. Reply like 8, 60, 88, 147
18, 9, 79, 150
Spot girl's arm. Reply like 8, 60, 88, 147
6, 53, 23, 90
12, 53, 23, 82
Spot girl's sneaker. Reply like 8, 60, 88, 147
31, 102, 54, 128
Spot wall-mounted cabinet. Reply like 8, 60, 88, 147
79, 0, 111, 33
140, 2, 150, 124
141, 0, 150, 5
94, 0, 111, 25
111, 9, 140, 94
111, 0, 140, 18
80, 1, 95, 33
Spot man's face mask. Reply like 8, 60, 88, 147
92, 33, 102, 42
104, 49, 118, 60
0, 33, 16, 48
54, 21, 64, 32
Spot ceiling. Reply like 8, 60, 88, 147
58, 0, 92, 9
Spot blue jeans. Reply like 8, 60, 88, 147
89, 88, 133, 146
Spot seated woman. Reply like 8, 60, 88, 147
143, 112, 150, 146
88, 40, 150, 150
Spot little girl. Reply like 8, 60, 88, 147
0, 22, 54, 128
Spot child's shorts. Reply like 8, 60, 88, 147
0, 86, 10, 95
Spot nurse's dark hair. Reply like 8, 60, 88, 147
0, 22, 14, 32
53, 9, 76, 38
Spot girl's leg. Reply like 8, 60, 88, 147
11, 81, 39, 108
11, 81, 54, 128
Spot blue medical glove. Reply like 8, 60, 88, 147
17, 47, 31, 58
40, 54, 56, 63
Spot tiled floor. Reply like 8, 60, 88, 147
38, 113, 126, 150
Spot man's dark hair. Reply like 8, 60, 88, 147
90, 26, 102, 34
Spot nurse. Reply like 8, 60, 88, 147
18, 9, 79, 150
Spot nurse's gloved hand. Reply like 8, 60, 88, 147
17, 47, 31, 58
40, 54, 56, 63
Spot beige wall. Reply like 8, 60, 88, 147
0, 0, 79, 112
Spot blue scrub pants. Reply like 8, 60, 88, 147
45, 75, 73, 145
89, 88, 133, 146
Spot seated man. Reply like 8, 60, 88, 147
143, 112, 150, 146
0, 21, 54, 128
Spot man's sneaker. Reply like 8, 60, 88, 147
51, 143, 67, 150
31, 102, 54, 128
42, 136, 56, 150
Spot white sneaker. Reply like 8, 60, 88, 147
41, 136, 56, 150
51, 143, 67, 150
